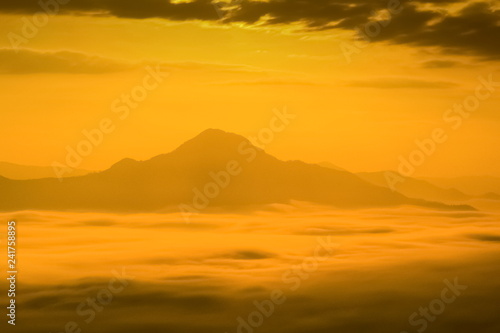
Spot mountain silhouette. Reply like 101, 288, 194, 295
0, 129, 474, 212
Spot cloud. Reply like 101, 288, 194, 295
420, 60, 462, 68
2, 1, 499, 59
297, 227, 394, 236
208, 78, 322, 86
81, 219, 116, 226
0, 48, 273, 75
218, 250, 276, 260
5, 208, 500, 333
0, 48, 134, 74
16, 252, 500, 333
160, 61, 271, 74
345, 77, 458, 89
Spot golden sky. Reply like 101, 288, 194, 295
0, 0, 499, 177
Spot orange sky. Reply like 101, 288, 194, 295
0, 1, 499, 177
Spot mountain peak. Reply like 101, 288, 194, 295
192, 128, 247, 142
197, 128, 231, 136
172, 129, 254, 155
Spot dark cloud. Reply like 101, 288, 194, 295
0, 0, 221, 21
367, 2, 500, 60
0, 1, 498, 59
222, 0, 373, 28
469, 233, 500, 243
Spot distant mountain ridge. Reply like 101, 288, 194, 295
312, 164, 499, 204
357, 171, 473, 204
0, 161, 91, 180
421, 176, 500, 197
0, 129, 474, 212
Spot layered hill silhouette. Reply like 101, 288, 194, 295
0, 129, 474, 212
